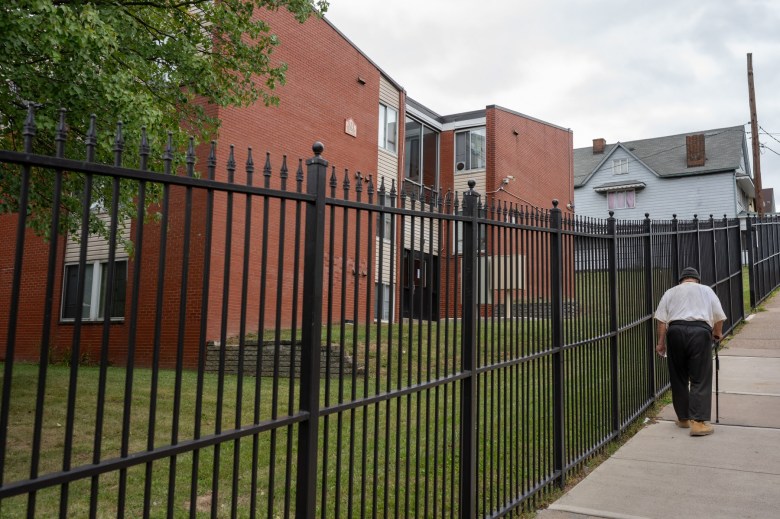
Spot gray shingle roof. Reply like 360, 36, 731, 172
574, 126, 747, 188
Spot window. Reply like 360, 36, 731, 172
455, 128, 486, 172
612, 158, 629, 175
607, 190, 636, 210
378, 104, 398, 153
377, 195, 393, 241
62, 261, 127, 321
404, 117, 439, 189
375, 282, 393, 321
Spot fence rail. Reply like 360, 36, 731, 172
0, 108, 746, 517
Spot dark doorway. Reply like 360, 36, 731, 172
401, 249, 439, 320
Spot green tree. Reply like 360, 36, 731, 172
0, 0, 328, 241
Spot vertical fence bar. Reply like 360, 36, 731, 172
671, 215, 679, 282
0, 104, 35, 490
607, 211, 620, 432
190, 142, 216, 519
29, 108, 65, 518
295, 143, 327, 519
643, 214, 656, 398
550, 201, 565, 488
459, 180, 479, 519
746, 217, 756, 309
693, 214, 701, 273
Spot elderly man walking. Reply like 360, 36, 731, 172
655, 267, 726, 436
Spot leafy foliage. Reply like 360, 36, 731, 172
0, 0, 328, 241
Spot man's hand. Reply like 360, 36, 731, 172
656, 342, 667, 357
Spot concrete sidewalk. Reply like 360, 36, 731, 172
537, 293, 780, 519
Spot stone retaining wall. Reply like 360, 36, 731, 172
205, 340, 355, 377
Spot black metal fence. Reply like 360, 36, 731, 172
746, 214, 780, 308
0, 110, 745, 518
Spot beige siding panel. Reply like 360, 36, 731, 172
454, 171, 486, 199
65, 213, 131, 263
402, 216, 440, 257
374, 239, 394, 284
377, 149, 397, 181
379, 76, 400, 109
493, 255, 524, 290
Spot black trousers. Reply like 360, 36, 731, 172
666, 321, 713, 421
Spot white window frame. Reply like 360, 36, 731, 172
612, 158, 629, 175
454, 127, 486, 172
607, 189, 636, 210
375, 282, 394, 322
378, 104, 398, 154
376, 196, 393, 243
61, 260, 127, 322
454, 220, 488, 255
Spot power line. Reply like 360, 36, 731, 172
760, 143, 780, 157
759, 126, 780, 146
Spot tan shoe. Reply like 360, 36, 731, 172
675, 419, 690, 428
690, 420, 714, 436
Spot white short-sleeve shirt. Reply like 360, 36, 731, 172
654, 282, 727, 329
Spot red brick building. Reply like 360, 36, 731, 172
0, 10, 573, 367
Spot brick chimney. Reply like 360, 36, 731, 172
686, 134, 705, 167
593, 138, 606, 154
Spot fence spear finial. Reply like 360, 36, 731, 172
22, 102, 37, 143
246, 147, 254, 186
185, 137, 196, 177
55, 108, 67, 158
86, 114, 97, 162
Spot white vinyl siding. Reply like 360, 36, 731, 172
64, 213, 131, 263
379, 76, 400, 110
375, 75, 401, 285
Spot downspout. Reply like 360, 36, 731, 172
569, 130, 574, 212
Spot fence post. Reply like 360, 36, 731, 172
746, 216, 756, 309
643, 214, 656, 398
550, 200, 565, 488
607, 211, 620, 433
460, 179, 479, 519
295, 142, 328, 519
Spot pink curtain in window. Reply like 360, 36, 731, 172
626, 190, 635, 208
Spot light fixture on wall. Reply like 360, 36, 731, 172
357, 76, 367, 85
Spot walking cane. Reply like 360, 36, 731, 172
714, 338, 720, 423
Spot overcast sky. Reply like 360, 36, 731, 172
325, 0, 780, 207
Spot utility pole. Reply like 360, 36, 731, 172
747, 53, 764, 215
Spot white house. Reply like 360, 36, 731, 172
573, 126, 755, 221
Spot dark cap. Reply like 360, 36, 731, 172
679, 267, 700, 282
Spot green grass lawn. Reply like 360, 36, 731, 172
0, 333, 635, 518
0, 270, 676, 517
